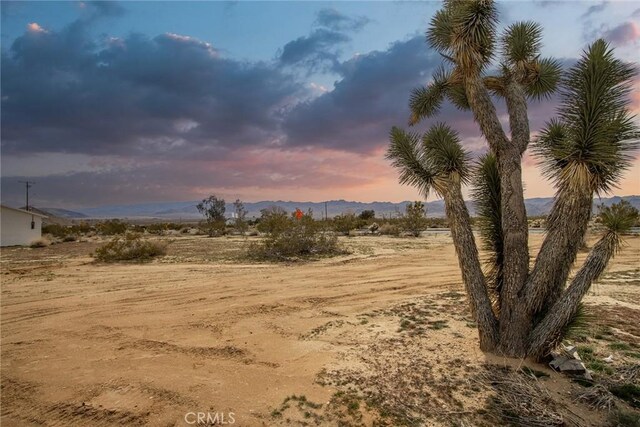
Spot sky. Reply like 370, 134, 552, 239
1, 0, 639, 209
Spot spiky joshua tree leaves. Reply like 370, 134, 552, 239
387, 0, 638, 358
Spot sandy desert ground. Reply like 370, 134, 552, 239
1, 232, 639, 426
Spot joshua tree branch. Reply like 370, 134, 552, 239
527, 232, 618, 359
463, 76, 509, 152
504, 79, 530, 154
524, 187, 593, 317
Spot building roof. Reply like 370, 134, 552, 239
0, 204, 48, 218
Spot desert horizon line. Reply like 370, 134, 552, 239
8, 193, 638, 212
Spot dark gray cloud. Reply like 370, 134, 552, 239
315, 8, 370, 32
581, 1, 608, 19
283, 36, 481, 153
85, 1, 126, 19
278, 28, 349, 70
283, 35, 569, 155
278, 8, 370, 71
1, 19, 305, 159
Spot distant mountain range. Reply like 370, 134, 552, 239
37, 195, 640, 220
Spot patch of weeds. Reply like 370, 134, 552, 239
623, 351, 640, 359
593, 325, 616, 341
608, 342, 632, 351
300, 320, 345, 340
609, 383, 640, 409
427, 320, 448, 330
608, 408, 640, 427
270, 394, 325, 424
575, 345, 613, 375
587, 360, 614, 375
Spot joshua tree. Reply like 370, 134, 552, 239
387, 0, 638, 358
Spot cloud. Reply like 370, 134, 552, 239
581, 1, 608, 19
26, 22, 47, 33
277, 8, 370, 71
278, 28, 349, 70
315, 8, 370, 32
85, 1, 126, 18
601, 21, 640, 46
282, 35, 488, 154
1, 20, 305, 159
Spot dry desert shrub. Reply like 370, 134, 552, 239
575, 384, 616, 411
94, 233, 167, 262
477, 365, 564, 426
378, 223, 400, 236
29, 237, 51, 248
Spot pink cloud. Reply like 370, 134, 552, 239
602, 22, 640, 46
26, 22, 47, 34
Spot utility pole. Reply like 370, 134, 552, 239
18, 180, 35, 211
324, 201, 328, 221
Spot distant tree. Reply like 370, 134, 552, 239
401, 201, 427, 237
359, 210, 376, 221
196, 195, 226, 237
387, 0, 638, 357
233, 199, 248, 234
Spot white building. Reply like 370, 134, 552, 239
1, 205, 48, 247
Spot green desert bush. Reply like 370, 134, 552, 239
42, 224, 68, 238
332, 212, 362, 235
249, 214, 343, 261
43, 223, 93, 241
256, 206, 289, 234
94, 233, 167, 262
145, 222, 184, 235
97, 219, 128, 235
401, 201, 428, 237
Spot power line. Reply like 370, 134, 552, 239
18, 180, 35, 211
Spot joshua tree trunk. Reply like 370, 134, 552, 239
464, 75, 531, 356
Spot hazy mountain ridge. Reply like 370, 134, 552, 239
40, 196, 640, 220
